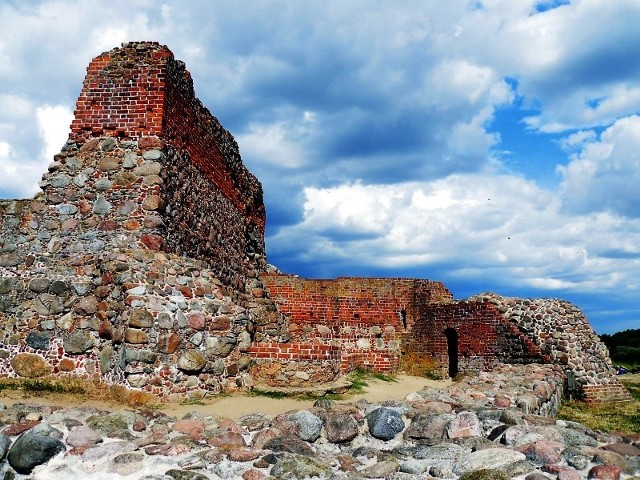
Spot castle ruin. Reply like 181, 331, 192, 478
0, 42, 631, 403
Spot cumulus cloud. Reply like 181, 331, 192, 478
0, 102, 73, 198
36, 105, 74, 160
271, 173, 640, 299
559, 115, 640, 218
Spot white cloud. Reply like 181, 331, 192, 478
560, 115, 640, 218
428, 60, 499, 105
560, 129, 597, 151
447, 106, 501, 160
236, 111, 316, 169
0, 142, 38, 198
271, 172, 640, 297
36, 105, 73, 160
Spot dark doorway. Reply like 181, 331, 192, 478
444, 328, 458, 378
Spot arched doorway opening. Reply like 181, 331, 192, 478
444, 328, 458, 378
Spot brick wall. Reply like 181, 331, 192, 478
259, 274, 453, 377
70, 42, 167, 141
581, 380, 634, 403
407, 301, 546, 376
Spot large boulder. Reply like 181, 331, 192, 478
366, 407, 405, 441
7, 431, 65, 474
453, 447, 530, 476
269, 453, 332, 479
291, 410, 322, 442
10, 353, 52, 378
263, 435, 314, 456
323, 412, 359, 443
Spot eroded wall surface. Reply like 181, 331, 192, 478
256, 274, 454, 384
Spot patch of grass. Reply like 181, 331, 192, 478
558, 400, 640, 435
368, 371, 397, 383
0, 377, 86, 395
345, 367, 397, 394
0, 376, 160, 409
614, 361, 640, 371
558, 375, 640, 434
180, 398, 206, 406
620, 374, 640, 401
294, 392, 345, 402
347, 369, 370, 393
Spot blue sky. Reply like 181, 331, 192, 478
1, 0, 639, 334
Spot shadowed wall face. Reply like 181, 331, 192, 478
69, 42, 266, 286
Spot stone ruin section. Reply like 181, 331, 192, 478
469, 293, 632, 403
254, 274, 453, 386
406, 300, 548, 378
0, 41, 630, 403
0, 42, 288, 399
261, 274, 630, 402
69, 41, 266, 289
405, 292, 631, 403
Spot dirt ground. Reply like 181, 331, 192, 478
0, 374, 450, 420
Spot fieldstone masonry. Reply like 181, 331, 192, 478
0, 42, 631, 403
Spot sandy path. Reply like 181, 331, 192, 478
164, 374, 451, 419
0, 375, 450, 420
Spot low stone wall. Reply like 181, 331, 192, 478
420, 363, 566, 417
0, 244, 278, 399
581, 380, 634, 403
249, 342, 341, 387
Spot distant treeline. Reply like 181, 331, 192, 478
600, 328, 640, 366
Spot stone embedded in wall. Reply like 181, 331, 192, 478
11, 353, 52, 378
64, 331, 95, 354
25, 331, 50, 351
177, 350, 207, 373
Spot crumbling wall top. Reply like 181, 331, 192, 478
68, 42, 265, 232
70, 42, 173, 141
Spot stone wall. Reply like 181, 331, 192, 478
260, 273, 628, 400
468, 293, 632, 403
0, 41, 630, 402
0, 169, 283, 400
68, 42, 265, 286
407, 301, 547, 377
